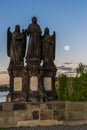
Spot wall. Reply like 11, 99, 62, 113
0, 101, 87, 127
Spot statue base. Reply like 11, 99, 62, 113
43, 62, 57, 101
7, 65, 27, 102
7, 58, 57, 102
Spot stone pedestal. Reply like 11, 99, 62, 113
43, 63, 57, 101
25, 59, 47, 102
7, 60, 57, 102
7, 65, 27, 102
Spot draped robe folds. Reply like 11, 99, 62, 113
26, 23, 42, 61
42, 34, 55, 61
10, 32, 23, 63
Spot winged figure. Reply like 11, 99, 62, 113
42, 27, 56, 63
7, 25, 26, 65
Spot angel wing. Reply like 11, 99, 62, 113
51, 31, 56, 60
7, 27, 12, 57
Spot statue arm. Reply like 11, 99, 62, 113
15, 34, 24, 40
7, 27, 12, 57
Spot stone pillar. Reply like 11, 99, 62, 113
26, 59, 40, 102
7, 66, 27, 102
43, 63, 57, 101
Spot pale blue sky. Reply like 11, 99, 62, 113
0, 0, 87, 71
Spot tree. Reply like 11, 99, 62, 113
0, 85, 9, 91
56, 74, 69, 100
56, 63, 87, 101
76, 63, 85, 76
70, 63, 87, 101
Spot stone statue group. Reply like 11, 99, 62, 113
7, 16, 56, 67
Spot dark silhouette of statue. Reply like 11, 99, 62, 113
7, 17, 57, 102
7, 25, 26, 66
42, 27, 56, 64
26, 16, 42, 62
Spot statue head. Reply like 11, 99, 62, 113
32, 16, 37, 24
44, 27, 49, 34
15, 25, 20, 32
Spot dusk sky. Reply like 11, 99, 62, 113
0, 0, 87, 83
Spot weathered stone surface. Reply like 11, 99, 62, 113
0, 111, 15, 127
3, 102, 13, 111
30, 76, 38, 91
17, 120, 63, 127
44, 77, 52, 90
1, 101, 87, 127
54, 109, 65, 120
65, 102, 87, 121
13, 103, 26, 110
32, 111, 39, 120
7, 66, 27, 102
0, 104, 2, 111
14, 77, 22, 91
29, 103, 40, 110
40, 109, 53, 120
47, 101, 65, 109
65, 102, 85, 111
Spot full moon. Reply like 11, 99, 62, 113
64, 45, 70, 51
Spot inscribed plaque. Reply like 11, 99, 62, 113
44, 77, 52, 90
14, 77, 22, 91
30, 76, 38, 91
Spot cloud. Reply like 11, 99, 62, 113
63, 62, 73, 65
57, 66, 74, 71
56, 64, 76, 77
0, 73, 9, 85
0, 71, 8, 74
64, 70, 76, 74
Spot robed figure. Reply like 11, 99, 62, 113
7, 25, 26, 66
26, 16, 42, 62
42, 27, 56, 65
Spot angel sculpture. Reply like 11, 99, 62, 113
42, 27, 56, 64
7, 25, 26, 66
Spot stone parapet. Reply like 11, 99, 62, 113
0, 101, 87, 127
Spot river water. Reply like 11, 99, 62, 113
0, 91, 9, 102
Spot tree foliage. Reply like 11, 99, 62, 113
70, 72, 87, 101
0, 85, 9, 91
56, 63, 87, 101
56, 74, 69, 100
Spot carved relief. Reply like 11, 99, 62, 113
14, 77, 22, 91
30, 76, 38, 91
